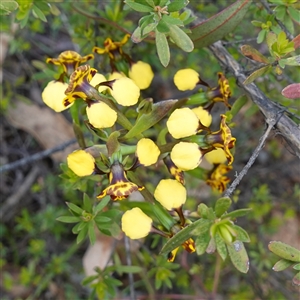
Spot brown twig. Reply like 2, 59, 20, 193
209, 41, 300, 160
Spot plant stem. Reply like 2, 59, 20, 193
212, 253, 222, 299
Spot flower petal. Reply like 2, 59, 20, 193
129, 61, 154, 90
67, 150, 95, 176
174, 68, 199, 91
136, 138, 160, 166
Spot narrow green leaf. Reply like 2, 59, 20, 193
162, 14, 184, 26
268, 241, 300, 262
272, 259, 294, 272
288, 6, 300, 23
66, 202, 83, 215
155, 29, 170, 67
190, 219, 212, 236
227, 95, 248, 121
115, 265, 143, 274
215, 197, 232, 217
197, 203, 209, 219
81, 274, 99, 285
94, 215, 111, 223
195, 230, 211, 255
32, 4, 47, 22
294, 263, 300, 271
94, 197, 110, 214
152, 202, 176, 231
227, 241, 249, 273
280, 55, 300, 66
190, 0, 252, 48
215, 231, 228, 261
160, 218, 211, 256
167, 0, 189, 12
83, 194, 93, 213
168, 25, 194, 52
231, 225, 250, 243
76, 223, 88, 244
124, 0, 153, 12
125, 99, 177, 139
221, 208, 252, 220
243, 65, 272, 85
56, 216, 81, 223
88, 222, 96, 245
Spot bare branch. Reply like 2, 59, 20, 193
209, 41, 300, 159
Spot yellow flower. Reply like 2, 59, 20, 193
90, 73, 109, 93
206, 164, 232, 193
86, 102, 117, 129
168, 237, 195, 262
42, 80, 70, 112
205, 148, 227, 165
128, 61, 154, 90
109, 72, 125, 80
192, 106, 212, 128
205, 115, 236, 165
136, 138, 160, 166
97, 162, 144, 200
206, 72, 232, 109
173, 68, 199, 91
93, 34, 130, 60
154, 179, 186, 210
163, 156, 185, 185
167, 108, 199, 139
46, 50, 94, 77
121, 207, 152, 239
109, 77, 140, 106
63, 65, 98, 107
170, 142, 202, 171
67, 150, 95, 177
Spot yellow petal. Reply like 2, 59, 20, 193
90, 73, 108, 93
154, 179, 186, 210
136, 138, 160, 166
205, 148, 227, 165
171, 142, 202, 171
121, 207, 152, 239
129, 61, 154, 90
192, 106, 212, 127
110, 77, 140, 106
67, 150, 95, 177
109, 72, 125, 80
174, 68, 199, 91
42, 81, 71, 112
86, 102, 117, 129
167, 108, 199, 139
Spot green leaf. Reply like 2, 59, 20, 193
131, 26, 144, 43
155, 29, 170, 67
243, 65, 272, 85
0, 0, 18, 15
32, 4, 47, 22
197, 203, 209, 219
124, 0, 153, 12
66, 202, 83, 215
257, 29, 267, 44
268, 241, 300, 262
162, 14, 184, 26
190, 0, 252, 48
288, 6, 300, 23
273, 259, 294, 272
293, 272, 300, 286
115, 265, 143, 274
231, 225, 250, 243
227, 241, 249, 273
167, 0, 189, 12
56, 216, 81, 223
294, 263, 300, 271
215, 197, 232, 218
168, 25, 194, 52
83, 194, 93, 213
160, 218, 211, 256
280, 55, 300, 66
157, 19, 170, 33
76, 223, 88, 244
94, 215, 111, 223
215, 231, 228, 261
221, 208, 252, 220
195, 230, 211, 255
226, 95, 248, 122
124, 99, 177, 138
94, 197, 110, 214
152, 202, 176, 230
88, 222, 96, 245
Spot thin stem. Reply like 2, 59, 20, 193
223, 119, 276, 198
212, 253, 222, 299
124, 236, 136, 300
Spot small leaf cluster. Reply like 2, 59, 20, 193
56, 194, 121, 245
268, 241, 300, 286
126, 0, 195, 66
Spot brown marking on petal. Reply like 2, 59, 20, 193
182, 238, 196, 253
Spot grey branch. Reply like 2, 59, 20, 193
0, 138, 78, 173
